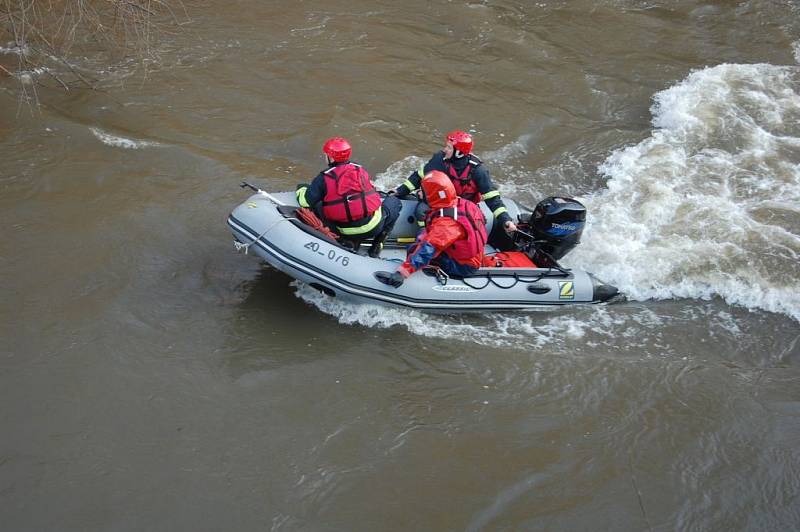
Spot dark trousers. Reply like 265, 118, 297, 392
362, 195, 401, 239
433, 253, 479, 277
488, 221, 516, 251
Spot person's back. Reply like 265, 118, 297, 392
296, 137, 401, 257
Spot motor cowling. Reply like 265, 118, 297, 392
526, 197, 586, 261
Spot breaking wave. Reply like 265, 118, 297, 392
570, 63, 800, 322
90, 127, 162, 149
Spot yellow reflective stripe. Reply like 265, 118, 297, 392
417, 220, 426, 227
402, 179, 416, 192
296, 187, 310, 208
492, 206, 508, 218
482, 190, 500, 200
337, 207, 383, 235
396, 237, 417, 243
418, 163, 425, 177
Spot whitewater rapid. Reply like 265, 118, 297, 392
296, 62, 800, 338
570, 63, 800, 322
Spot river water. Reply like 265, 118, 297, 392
2, 1, 800, 530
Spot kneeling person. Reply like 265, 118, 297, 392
296, 136, 401, 257
378, 171, 487, 288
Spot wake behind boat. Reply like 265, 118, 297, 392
227, 183, 619, 311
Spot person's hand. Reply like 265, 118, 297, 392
504, 220, 517, 233
386, 189, 397, 196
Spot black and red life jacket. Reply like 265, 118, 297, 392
424, 197, 487, 264
444, 155, 482, 203
321, 163, 382, 224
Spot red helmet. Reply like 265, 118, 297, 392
323, 137, 352, 162
422, 170, 456, 209
446, 130, 473, 155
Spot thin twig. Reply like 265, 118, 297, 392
1, 0, 182, 97
628, 448, 653, 532
45, 68, 69, 90
124, 1, 156, 17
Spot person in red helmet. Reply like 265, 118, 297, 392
296, 137, 401, 257
376, 171, 487, 288
390, 130, 517, 250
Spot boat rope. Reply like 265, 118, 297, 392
233, 217, 295, 255
295, 207, 340, 241
420, 263, 562, 290
459, 266, 571, 290
460, 271, 545, 290
420, 265, 449, 285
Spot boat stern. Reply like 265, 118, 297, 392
589, 274, 620, 303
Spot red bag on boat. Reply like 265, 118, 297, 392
482, 251, 536, 268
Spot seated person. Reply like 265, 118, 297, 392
391, 130, 516, 250
296, 137, 401, 257
377, 171, 487, 288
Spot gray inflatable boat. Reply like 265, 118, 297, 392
227, 184, 618, 311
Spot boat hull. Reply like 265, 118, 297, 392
228, 192, 616, 311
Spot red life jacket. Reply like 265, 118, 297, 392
424, 198, 487, 264
321, 163, 382, 224
444, 155, 482, 203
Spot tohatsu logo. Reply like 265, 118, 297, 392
547, 221, 583, 237
551, 222, 578, 231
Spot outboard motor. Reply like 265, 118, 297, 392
518, 197, 586, 266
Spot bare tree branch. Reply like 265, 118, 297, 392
0, 0, 187, 102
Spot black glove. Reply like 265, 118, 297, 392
375, 271, 405, 288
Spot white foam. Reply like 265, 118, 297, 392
0, 44, 25, 55
794, 40, 800, 65
9, 66, 49, 85
293, 282, 635, 352
89, 127, 162, 149
482, 134, 533, 165
569, 63, 800, 322
372, 156, 426, 190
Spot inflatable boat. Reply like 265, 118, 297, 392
227, 183, 618, 311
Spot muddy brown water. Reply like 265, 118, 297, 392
2, 1, 800, 530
